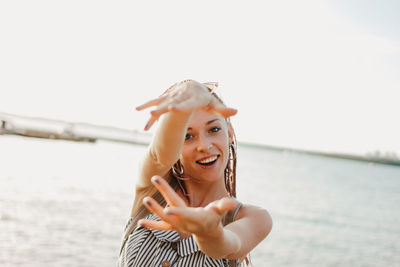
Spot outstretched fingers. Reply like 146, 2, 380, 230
138, 219, 172, 231
142, 196, 168, 219
136, 95, 166, 111
151, 176, 187, 207
163, 206, 205, 222
143, 115, 159, 131
208, 98, 237, 118
211, 107, 238, 118
142, 196, 179, 225
150, 98, 179, 117
166, 198, 237, 222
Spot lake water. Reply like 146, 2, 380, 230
1, 135, 399, 267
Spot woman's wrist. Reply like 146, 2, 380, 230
194, 227, 241, 259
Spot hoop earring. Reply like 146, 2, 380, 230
172, 161, 184, 177
171, 160, 190, 198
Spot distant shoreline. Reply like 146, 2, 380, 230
238, 142, 400, 167
2, 111, 399, 167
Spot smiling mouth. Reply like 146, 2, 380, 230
196, 155, 219, 166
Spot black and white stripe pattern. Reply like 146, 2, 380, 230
118, 213, 242, 267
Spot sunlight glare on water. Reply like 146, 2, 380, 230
1, 136, 399, 267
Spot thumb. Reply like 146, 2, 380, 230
207, 99, 238, 118
214, 107, 238, 118
209, 197, 237, 216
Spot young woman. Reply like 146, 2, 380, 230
118, 80, 272, 267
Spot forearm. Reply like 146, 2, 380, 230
150, 110, 192, 167
138, 110, 192, 189
194, 228, 241, 260
197, 205, 272, 260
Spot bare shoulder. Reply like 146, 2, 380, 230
236, 203, 273, 234
236, 203, 271, 220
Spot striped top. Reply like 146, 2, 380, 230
117, 211, 243, 267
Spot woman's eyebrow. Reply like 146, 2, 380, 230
206, 119, 220, 125
187, 119, 220, 130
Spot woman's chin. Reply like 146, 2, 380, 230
196, 169, 225, 183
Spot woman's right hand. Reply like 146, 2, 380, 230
136, 80, 237, 131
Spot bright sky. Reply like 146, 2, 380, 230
1, 0, 399, 156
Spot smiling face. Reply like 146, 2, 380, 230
179, 111, 232, 183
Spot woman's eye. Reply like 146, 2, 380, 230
210, 127, 221, 133
185, 133, 194, 140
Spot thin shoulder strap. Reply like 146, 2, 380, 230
222, 198, 242, 227
222, 199, 243, 267
119, 177, 179, 256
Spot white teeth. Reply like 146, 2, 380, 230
198, 155, 218, 164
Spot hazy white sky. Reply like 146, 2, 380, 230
1, 0, 399, 156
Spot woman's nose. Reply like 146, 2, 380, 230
196, 134, 212, 152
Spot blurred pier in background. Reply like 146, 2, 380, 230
0, 112, 151, 145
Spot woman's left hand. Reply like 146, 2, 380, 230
136, 80, 237, 131
138, 175, 237, 239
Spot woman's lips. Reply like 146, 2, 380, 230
196, 155, 219, 166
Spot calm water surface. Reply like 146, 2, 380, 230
1, 136, 399, 267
